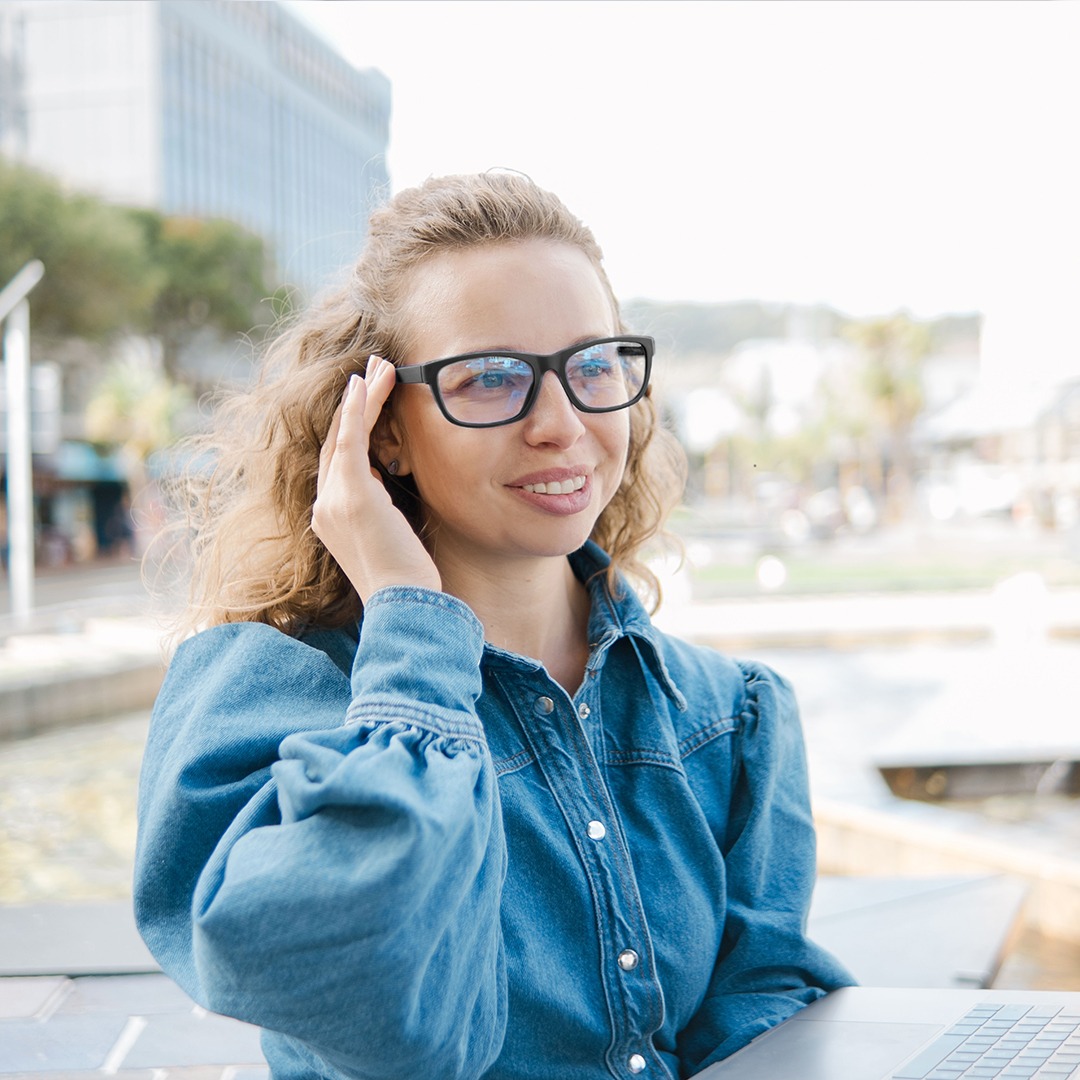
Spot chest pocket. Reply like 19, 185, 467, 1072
593, 637, 688, 773
475, 670, 540, 777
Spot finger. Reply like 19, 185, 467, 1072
320, 373, 366, 486
321, 360, 390, 485
359, 356, 396, 439
318, 390, 348, 490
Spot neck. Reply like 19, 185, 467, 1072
435, 546, 592, 696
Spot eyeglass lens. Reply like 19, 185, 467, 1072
435, 340, 648, 425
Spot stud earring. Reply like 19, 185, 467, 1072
386, 459, 400, 475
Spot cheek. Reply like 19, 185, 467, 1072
596, 414, 632, 495
609, 412, 632, 467
399, 409, 487, 507
391, 390, 444, 476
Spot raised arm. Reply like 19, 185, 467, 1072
134, 590, 508, 1079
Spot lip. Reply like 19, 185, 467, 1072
506, 466, 593, 516
507, 466, 591, 490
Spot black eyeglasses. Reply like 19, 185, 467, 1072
394, 335, 653, 428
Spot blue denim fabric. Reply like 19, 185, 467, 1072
134, 542, 853, 1080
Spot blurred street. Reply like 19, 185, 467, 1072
0, 557, 150, 637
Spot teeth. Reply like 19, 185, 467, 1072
523, 475, 586, 494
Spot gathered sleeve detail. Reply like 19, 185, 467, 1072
134, 588, 508, 1080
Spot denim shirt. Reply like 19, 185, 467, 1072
134, 542, 853, 1080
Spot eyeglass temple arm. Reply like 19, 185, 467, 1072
394, 365, 428, 385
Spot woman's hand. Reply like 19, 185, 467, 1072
312, 356, 442, 604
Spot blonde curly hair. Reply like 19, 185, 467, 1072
163, 173, 686, 636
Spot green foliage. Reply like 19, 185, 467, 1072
837, 314, 933, 519
125, 208, 276, 376
843, 314, 929, 433
0, 157, 279, 372
629, 299, 977, 514
84, 355, 193, 464
0, 159, 158, 340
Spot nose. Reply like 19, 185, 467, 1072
522, 370, 586, 446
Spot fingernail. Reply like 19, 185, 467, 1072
346, 373, 361, 398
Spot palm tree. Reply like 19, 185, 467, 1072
83, 350, 193, 553
843, 315, 929, 522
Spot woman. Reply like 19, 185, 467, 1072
134, 172, 852, 1080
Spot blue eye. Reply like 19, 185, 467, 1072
577, 359, 613, 378
568, 348, 617, 383
439, 357, 533, 400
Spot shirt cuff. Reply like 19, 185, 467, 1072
349, 586, 486, 739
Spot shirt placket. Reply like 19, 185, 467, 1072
507, 652, 671, 1080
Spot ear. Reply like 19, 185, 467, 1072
371, 406, 413, 477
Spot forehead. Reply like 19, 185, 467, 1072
397, 239, 617, 361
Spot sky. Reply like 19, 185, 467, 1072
286, 0, 1079, 376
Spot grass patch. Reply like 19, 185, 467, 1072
686, 551, 1080, 597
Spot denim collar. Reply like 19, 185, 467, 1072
569, 541, 687, 711
474, 542, 686, 710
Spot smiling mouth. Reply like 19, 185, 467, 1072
520, 475, 586, 495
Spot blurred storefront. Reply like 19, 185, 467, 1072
2, 441, 129, 568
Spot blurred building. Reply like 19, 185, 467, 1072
0, 0, 390, 565
0, 0, 390, 295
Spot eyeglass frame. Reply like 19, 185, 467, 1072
393, 335, 654, 429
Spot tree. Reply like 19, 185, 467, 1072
126, 209, 278, 380
84, 354, 192, 465
83, 353, 194, 552
842, 315, 930, 521
0, 158, 158, 342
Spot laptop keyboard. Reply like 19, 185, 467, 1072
893, 1002, 1080, 1078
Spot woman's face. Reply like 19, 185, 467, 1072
385, 239, 630, 573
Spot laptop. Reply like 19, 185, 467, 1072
689, 986, 1080, 1079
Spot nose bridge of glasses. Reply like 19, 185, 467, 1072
529, 349, 569, 401
533, 364, 578, 411
516, 367, 583, 433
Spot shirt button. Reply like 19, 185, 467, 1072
618, 949, 639, 971
577, 702, 591, 719
628, 1053, 647, 1073
586, 820, 606, 840
534, 696, 554, 715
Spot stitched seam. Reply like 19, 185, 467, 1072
603, 749, 680, 768
367, 586, 472, 615
678, 718, 737, 759
345, 698, 486, 742
493, 750, 534, 776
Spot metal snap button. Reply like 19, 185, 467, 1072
586, 820, 606, 840
577, 702, 591, 719
534, 695, 554, 715
618, 949, 639, 971
628, 1053, 646, 1073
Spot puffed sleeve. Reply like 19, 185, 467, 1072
134, 587, 508, 1080
677, 660, 855, 1072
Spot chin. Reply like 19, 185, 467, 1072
523, 526, 598, 560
